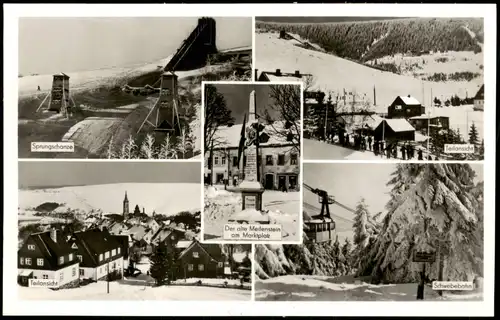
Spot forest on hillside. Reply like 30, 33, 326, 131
256, 18, 484, 62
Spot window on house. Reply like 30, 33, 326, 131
266, 155, 273, 166
72, 267, 76, 277
395, 105, 402, 110
198, 264, 204, 271
20, 257, 24, 265
26, 258, 32, 265
27, 244, 35, 250
77, 255, 83, 263
193, 251, 199, 258
117, 247, 121, 254
406, 109, 411, 112
214, 157, 219, 166
69, 253, 73, 261
188, 264, 194, 271
99, 254, 103, 262
43, 275, 48, 279
105, 264, 108, 272
217, 262, 224, 268
290, 154, 298, 165
222, 157, 226, 165
278, 154, 285, 166
37, 258, 44, 266
105, 251, 110, 259
80, 269, 84, 276
112, 249, 116, 256
60, 273, 64, 281
59, 256, 64, 265
232, 156, 238, 167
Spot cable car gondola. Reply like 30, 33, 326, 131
303, 184, 336, 243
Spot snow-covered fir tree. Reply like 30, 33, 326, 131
353, 197, 371, 250
468, 122, 479, 146
357, 164, 483, 284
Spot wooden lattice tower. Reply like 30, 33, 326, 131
36, 73, 74, 119
136, 71, 182, 134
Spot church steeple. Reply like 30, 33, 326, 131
123, 191, 129, 218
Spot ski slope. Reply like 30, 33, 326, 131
18, 183, 202, 216
255, 31, 483, 111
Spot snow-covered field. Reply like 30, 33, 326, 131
19, 281, 251, 301
365, 51, 483, 79
19, 183, 202, 217
255, 31, 483, 112
203, 186, 301, 241
255, 275, 483, 301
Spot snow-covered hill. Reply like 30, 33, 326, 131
19, 183, 201, 216
255, 31, 483, 111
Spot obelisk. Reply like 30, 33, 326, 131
238, 90, 264, 211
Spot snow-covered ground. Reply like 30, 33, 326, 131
255, 275, 483, 301
204, 186, 301, 241
256, 31, 483, 112
19, 183, 202, 217
19, 281, 251, 301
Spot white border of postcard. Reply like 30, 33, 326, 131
4, 3, 496, 317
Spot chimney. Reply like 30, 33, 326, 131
142, 207, 145, 214
294, 70, 301, 78
275, 69, 281, 76
50, 228, 57, 243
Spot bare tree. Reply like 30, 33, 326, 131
265, 84, 301, 153
140, 134, 157, 159
204, 84, 235, 155
158, 134, 177, 159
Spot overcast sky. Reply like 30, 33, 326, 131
19, 17, 252, 75
19, 162, 201, 188
211, 83, 296, 125
303, 163, 484, 217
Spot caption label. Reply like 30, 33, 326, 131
444, 144, 475, 154
29, 279, 59, 288
432, 281, 474, 291
224, 224, 282, 241
31, 142, 75, 153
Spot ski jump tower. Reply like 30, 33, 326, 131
137, 17, 217, 134
36, 73, 75, 118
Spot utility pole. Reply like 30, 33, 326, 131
324, 102, 328, 141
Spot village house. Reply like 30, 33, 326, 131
108, 221, 129, 235
125, 225, 155, 255
205, 121, 300, 191
473, 84, 484, 111
150, 226, 186, 250
141, 217, 160, 233
67, 228, 124, 281
256, 69, 312, 82
373, 119, 416, 142
175, 240, 229, 279
18, 229, 80, 288
387, 95, 426, 119
408, 115, 450, 133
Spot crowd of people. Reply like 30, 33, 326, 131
322, 130, 438, 160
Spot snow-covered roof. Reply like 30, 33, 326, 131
398, 95, 421, 105
177, 240, 192, 248
213, 121, 298, 149
378, 119, 415, 132
339, 114, 384, 129
264, 74, 304, 82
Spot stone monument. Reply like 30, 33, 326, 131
238, 90, 265, 211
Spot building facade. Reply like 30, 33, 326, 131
17, 230, 80, 288
175, 240, 228, 279
387, 95, 426, 119
205, 144, 300, 191
67, 229, 124, 281
473, 85, 484, 111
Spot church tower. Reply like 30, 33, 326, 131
123, 191, 129, 219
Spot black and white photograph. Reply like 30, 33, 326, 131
255, 17, 485, 161
17, 161, 252, 300
18, 17, 252, 159
255, 163, 484, 301
203, 82, 302, 242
